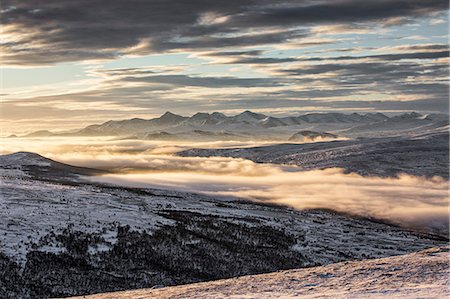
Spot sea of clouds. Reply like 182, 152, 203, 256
3, 136, 449, 235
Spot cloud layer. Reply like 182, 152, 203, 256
3, 137, 448, 235
2, 0, 448, 64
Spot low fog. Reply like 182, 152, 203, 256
93, 168, 448, 235
2, 137, 449, 235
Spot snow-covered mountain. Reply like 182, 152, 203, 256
22, 111, 448, 139
296, 112, 388, 123
76, 112, 189, 135
347, 112, 449, 136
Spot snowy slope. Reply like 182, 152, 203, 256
0, 151, 105, 180
0, 152, 447, 298
0, 151, 52, 167
70, 246, 449, 299
180, 131, 449, 179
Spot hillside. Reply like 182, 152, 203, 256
288, 130, 338, 141
180, 131, 449, 179
0, 152, 446, 298
0, 151, 105, 180
68, 246, 450, 299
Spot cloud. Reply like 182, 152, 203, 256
2, 42, 448, 133
297, 50, 449, 62
199, 50, 263, 58
230, 0, 449, 27
88, 156, 448, 235
385, 44, 449, 52
279, 61, 447, 78
1, 0, 448, 65
194, 50, 299, 65
98, 169, 448, 235
1, 136, 283, 175
197, 48, 449, 66
274, 60, 449, 100
120, 74, 285, 88
3, 136, 448, 234
220, 57, 298, 65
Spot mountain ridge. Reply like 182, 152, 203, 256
21, 111, 448, 138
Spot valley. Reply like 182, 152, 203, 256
1, 111, 448, 298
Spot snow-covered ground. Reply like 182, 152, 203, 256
179, 131, 449, 179
68, 246, 450, 299
0, 152, 447, 298
2, 169, 444, 266
1, 113, 448, 298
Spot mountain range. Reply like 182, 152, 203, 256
22, 111, 448, 139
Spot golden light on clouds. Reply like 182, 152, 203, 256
2, 136, 447, 234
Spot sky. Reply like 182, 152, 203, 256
1, 0, 449, 133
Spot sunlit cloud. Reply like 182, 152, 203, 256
2, 136, 447, 234
93, 162, 448, 234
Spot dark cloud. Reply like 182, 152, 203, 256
299, 50, 449, 62
149, 30, 308, 52
1, 0, 447, 65
202, 50, 263, 57
200, 48, 449, 66
91, 67, 287, 88
280, 61, 448, 83
224, 57, 298, 64
120, 74, 285, 88
274, 59, 449, 102
232, 0, 448, 27
392, 44, 449, 52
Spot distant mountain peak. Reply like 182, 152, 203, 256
155, 111, 187, 124
234, 110, 267, 121
160, 111, 181, 118
240, 110, 261, 116
191, 112, 211, 118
